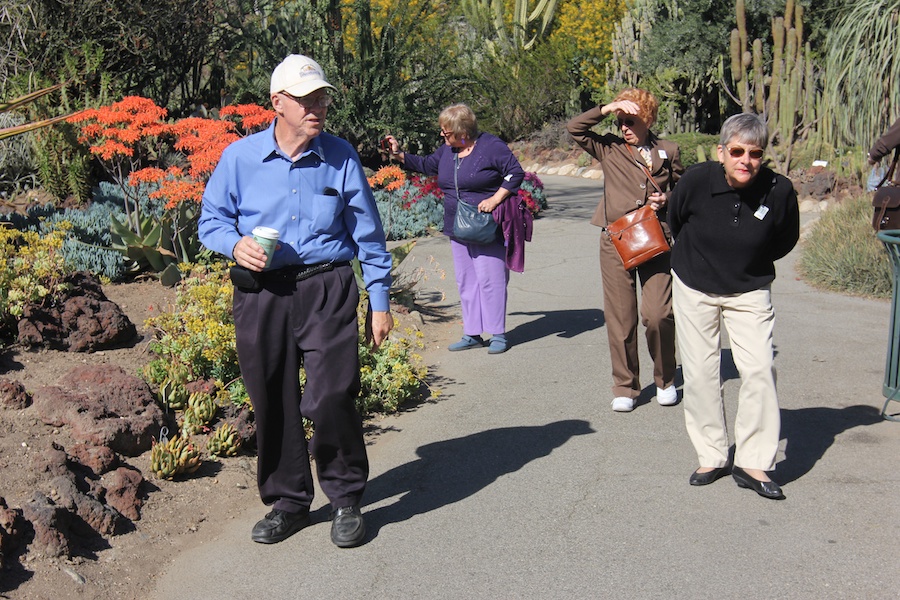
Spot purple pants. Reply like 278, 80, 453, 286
451, 239, 509, 336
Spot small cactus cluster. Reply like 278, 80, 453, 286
180, 390, 217, 437
150, 434, 202, 480
206, 422, 242, 458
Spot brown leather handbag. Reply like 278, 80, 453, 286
606, 205, 670, 270
604, 146, 671, 269
873, 147, 900, 231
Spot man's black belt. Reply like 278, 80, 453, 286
263, 260, 352, 283
230, 261, 352, 291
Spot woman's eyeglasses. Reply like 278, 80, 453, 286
616, 118, 636, 128
440, 130, 455, 138
727, 146, 764, 159
282, 91, 333, 109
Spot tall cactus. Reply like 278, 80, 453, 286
726, 0, 818, 174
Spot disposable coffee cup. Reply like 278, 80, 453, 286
251, 226, 279, 268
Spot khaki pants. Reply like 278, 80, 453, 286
672, 273, 780, 471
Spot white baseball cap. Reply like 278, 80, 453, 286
270, 54, 335, 97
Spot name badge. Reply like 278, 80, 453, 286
658, 149, 668, 159
754, 205, 769, 220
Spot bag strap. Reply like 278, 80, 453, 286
876, 147, 900, 189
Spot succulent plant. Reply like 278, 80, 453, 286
150, 434, 202, 479
179, 406, 204, 437
158, 377, 189, 411
207, 422, 242, 458
188, 391, 217, 425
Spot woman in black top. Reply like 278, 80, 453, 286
667, 113, 799, 500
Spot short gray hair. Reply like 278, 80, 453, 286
719, 113, 768, 149
439, 104, 479, 140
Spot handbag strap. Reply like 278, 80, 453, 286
876, 147, 900, 189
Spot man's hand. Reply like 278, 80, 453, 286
365, 310, 394, 350
233, 236, 270, 271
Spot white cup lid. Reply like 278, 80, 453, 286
252, 226, 279, 239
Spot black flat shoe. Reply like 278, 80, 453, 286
732, 466, 785, 500
689, 466, 730, 486
331, 505, 366, 548
251, 509, 310, 544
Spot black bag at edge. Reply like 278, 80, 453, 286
873, 147, 900, 231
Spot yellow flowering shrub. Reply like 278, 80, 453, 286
0, 223, 73, 335
143, 264, 242, 396
549, 0, 628, 93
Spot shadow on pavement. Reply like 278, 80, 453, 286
361, 420, 595, 539
507, 308, 604, 345
777, 404, 883, 484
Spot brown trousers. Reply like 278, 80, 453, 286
599, 235, 676, 399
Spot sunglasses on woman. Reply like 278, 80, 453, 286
616, 118, 636, 128
727, 146, 764, 159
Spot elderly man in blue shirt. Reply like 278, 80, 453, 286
199, 54, 393, 548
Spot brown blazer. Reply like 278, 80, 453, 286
567, 106, 684, 227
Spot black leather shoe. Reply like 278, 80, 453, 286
689, 466, 730, 486
251, 509, 310, 544
732, 466, 785, 500
331, 505, 366, 548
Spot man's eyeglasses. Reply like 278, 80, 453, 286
282, 91, 333, 109
726, 146, 764, 159
617, 118, 636, 128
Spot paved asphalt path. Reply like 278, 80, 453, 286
152, 175, 899, 599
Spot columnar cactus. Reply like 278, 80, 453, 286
727, 0, 818, 174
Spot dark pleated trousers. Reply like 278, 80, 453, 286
233, 264, 367, 514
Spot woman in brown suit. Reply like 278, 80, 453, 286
567, 89, 684, 412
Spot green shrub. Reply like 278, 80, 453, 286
798, 196, 892, 298
664, 132, 720, 168
358, 329, 427, 415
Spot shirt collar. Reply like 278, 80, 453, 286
709, 162, 735, 196
261, 119, 327, 163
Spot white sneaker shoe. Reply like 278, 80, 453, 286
656, 385, 678, 406
611, 396, 635, 412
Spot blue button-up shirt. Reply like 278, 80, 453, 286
199, 121, 392, 311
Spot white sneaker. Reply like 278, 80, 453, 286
611, 396, 635, 412
656, 385, 678, 406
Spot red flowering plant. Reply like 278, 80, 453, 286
69, 97, 274, 282
368, 167, 444, 240
517, 172, 547, 215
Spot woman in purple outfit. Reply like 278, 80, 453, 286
385, 104, 525, 354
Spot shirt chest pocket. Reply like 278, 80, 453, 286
302, 193, 344, 232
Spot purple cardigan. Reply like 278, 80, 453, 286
493, 195, 533, 272
403, 132, 525, 237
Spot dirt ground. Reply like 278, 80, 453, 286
0, 275, 452, 600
